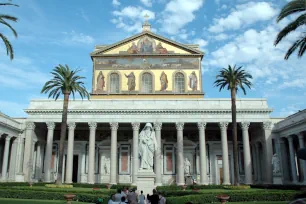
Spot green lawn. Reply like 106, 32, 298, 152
0, 198, 88, 203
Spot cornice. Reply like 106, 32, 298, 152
0, 121, 22, 132
25, 108, 273, 115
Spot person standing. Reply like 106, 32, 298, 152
127, 188, 138, 203
148, 189, 159, 204
139, 190, 145, 204
159, 192, 166, 204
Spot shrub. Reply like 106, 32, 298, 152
165, 191, 298, 204
223, 185, 250, 190
45, 184, 73, 188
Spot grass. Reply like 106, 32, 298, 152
0, 198, 88, 203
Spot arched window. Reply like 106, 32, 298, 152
110, 73, 119, 93
142, 73, 153, 93
175, 72, 185, 93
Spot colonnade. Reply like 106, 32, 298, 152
18, 120, 274, 185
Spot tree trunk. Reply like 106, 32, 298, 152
231, 88, 239, 186
56, 92, 70, 185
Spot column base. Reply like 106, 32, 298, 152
199, 182, 208, 185
131, 183, 136, 186
110, 182, 117, 185
87, 182, 94, 184
222, 182, 231, 185
176, 183, 185, 186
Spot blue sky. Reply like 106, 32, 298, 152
0, 0, 305, 118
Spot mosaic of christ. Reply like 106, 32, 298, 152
127, 36, 168, 54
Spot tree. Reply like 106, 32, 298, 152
214, 65, 252, 186
41, 64, 90, 185
0, 1, 19, 60
274, 0, 306, 60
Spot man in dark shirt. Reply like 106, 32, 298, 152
148, 189, 159, 204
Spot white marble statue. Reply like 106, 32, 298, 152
184, 157, 191, 175
139, 123, 157, 170
272, 153, 281, 174
104, 157, 110, 175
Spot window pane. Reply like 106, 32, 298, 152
175, 73, 185, 93
110, 73, 119, 93
142, 73, 153, 93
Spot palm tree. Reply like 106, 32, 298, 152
274, 0, 306, 60
214, 65, 252, 186
0, 2, 19, 60
41, 64, 90, 185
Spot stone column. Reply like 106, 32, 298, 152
219, 122, 230, 185
288, 136, 298, 183
197, 122, 207, 185
154, 122, 162, 186
131, 122, 140, 185
1, 136, 11, 180
262, 121, 273, 184
35, 143, 42, 180
176, 122, 184, 186
88, 122, 97, 184
110, 122, 119, 185
16, 134, 25, 174
44, 122, 55, 182
23, 121, 35, 182
298, 133, 306, 183
240, 122, 252, 184
65, 122, 76, 183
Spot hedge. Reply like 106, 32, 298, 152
0, 182, 136, 190
2, 186, 115, 195
166, 191, 298, 204
0, 189, 110, 204
156, 184, 226, 191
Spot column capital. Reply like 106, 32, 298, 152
197, 122, 207, 130
262, 121, 273, 130
26, 121, 35, 130
154, 122, 162, 131
46, 122, 55, 130
5, 135, 12, 142
131, 122, 140, 131
219, 122, 229, 130
175, 122, 184, 131
298, 132, 304, 139
110, 122, 119, 131
240, 121, 250, 130
287, 135, 294, 142
88, 122, 97, 130
68, 122, 76, 130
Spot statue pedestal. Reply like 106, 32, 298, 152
273, 175, 283, 184
136, 170, 156, 196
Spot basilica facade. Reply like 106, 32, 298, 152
0, 22, 303, 191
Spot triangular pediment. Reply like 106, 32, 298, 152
91, 31, 204, 57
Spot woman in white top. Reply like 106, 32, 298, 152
139, 190, 145, 204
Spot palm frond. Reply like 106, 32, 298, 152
0, 18, 18, 37
275, 14, 306, 46
0, 33, 13, 60
0, 3, 19, 6
298, 34, 306, 57
284, 35, 306, 59
41, 64, 90, 101
214, 65, 252, 95
277, 0, 306, 22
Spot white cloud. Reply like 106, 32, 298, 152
208, 2, 278, 33
112, 6, 155, 33
112, 0, 120, 6
62, 31, 94, 44
160, 0, 204, 35
193, 38, 208, 50
140, 0, 152, 7
207, 18, 306, 91
214, 33, 229, 41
